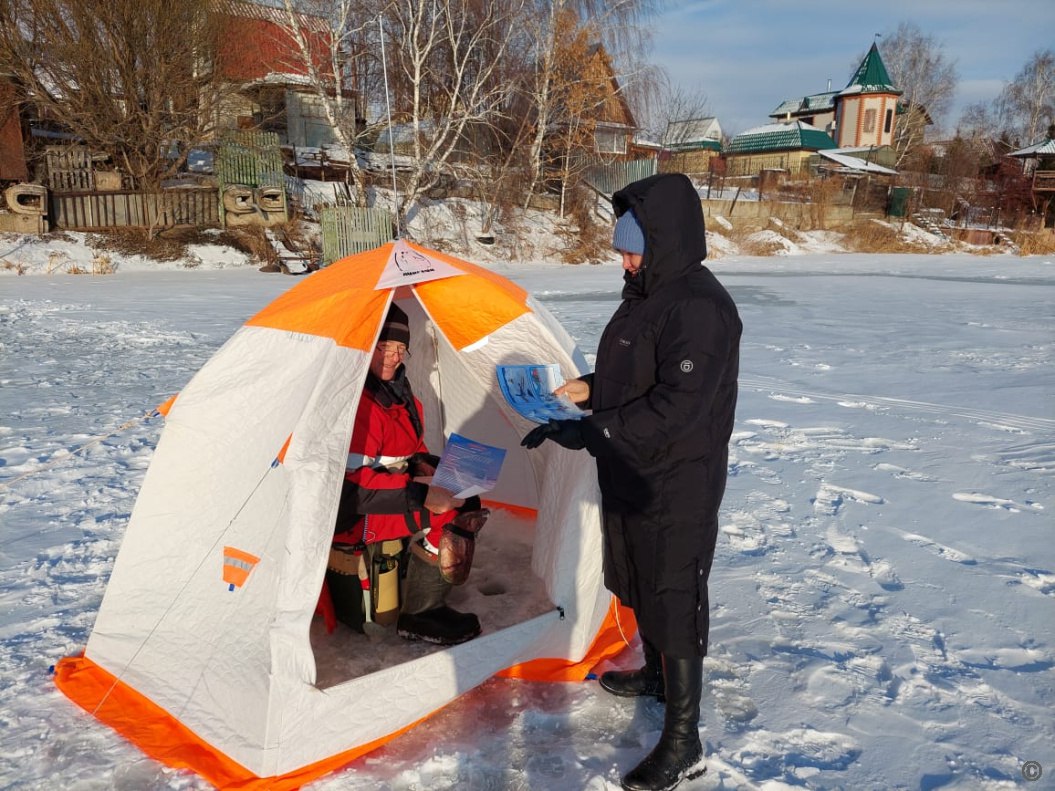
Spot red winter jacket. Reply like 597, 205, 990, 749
333, 371, 456, 550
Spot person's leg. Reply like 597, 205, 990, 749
599, 635, 665, 700
397, 550, 480, 645
620, 654, 705, 791
325, 545, 366, 632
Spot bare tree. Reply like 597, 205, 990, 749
0, 0, 227, 190
649, 79, 712, 147
995, 49, 1055, 147
274, 0, 386, 207
867, 22, 958, 165
382, 0, 528, 233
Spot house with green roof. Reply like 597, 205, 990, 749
769, 91, 839, 135
736, 43, 902, 177
660, 117, 723, 177
725, 121, 837, 176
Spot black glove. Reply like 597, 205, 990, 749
520, 419, 586, 450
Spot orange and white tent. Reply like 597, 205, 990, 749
55, 240, 633, 789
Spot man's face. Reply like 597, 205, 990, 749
621, 251, 644, 277
370, 341, 408, 381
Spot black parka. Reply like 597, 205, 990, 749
579, 173, 741, 658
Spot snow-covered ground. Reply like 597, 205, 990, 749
1, 230, 1053, 789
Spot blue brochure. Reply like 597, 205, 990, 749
431, 433, 507, 499
496, 363, 586, 424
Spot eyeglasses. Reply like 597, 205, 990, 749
376, 343, 411, 360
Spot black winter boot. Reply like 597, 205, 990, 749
600, 638, 665, 700
620, 655, 705, 791
397, 551, 480, 645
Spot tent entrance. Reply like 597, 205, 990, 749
310, 508, 553, 690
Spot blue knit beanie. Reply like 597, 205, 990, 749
612, 210, 645, 254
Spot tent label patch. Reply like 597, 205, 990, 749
223, 546, 260, 591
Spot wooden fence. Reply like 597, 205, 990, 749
45, 146, 96, 191
215, 130, 285, 189
320, 206, 394, 263
50, 189, 219, 231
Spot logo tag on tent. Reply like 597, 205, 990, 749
222, 546, 260, 591
375, 240, 467, 290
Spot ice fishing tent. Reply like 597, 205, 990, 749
55, 240, 632, 789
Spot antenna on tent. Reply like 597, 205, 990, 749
379, 14, 402, 239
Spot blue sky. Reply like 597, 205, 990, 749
648, 0, 1055, 137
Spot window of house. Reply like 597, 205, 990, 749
595, 128, 626, 154
863, 109, 876, 134
884, 109, 893, 134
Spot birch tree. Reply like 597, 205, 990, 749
868, 22, 958, 165
995, 49, 1055, 147
275, 0, 385, 207
382, 0, 528, 233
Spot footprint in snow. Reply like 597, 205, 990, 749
1015, 568, 1055, 596
705, 654, 759, 729
768, 393, 815, 404
896, 529, 977, 565
812, 483, 884, 516
731, 726, 861, 778
874, 462, 937, 482
952, 492, 1043, 513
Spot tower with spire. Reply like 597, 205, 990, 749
834, 42, 902, 149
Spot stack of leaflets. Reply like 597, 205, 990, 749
496, 364, 586, 424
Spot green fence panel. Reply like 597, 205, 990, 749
320, 206, 395, 264
216, 130, 284, 189
215, 131, 287, 227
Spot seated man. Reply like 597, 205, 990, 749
327, 303, 487, 645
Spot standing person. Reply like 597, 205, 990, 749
522, 173, 741, 791
328, 303, 488, 645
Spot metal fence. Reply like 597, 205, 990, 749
583, 158, 658, 196
50, 189, 219, 230
320, 206, 394, 264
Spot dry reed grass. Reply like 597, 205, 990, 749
1010, 228, 1055, 255
842, 220, 937, 253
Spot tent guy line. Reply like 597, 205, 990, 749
0, 408, 161, 492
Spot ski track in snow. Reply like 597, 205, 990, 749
2, 260, 1054, 790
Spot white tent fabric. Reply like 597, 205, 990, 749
58, 242, 620, 784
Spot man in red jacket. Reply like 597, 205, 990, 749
327, 303, 487, 645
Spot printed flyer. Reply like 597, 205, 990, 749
431, 433, 507, 499
496, 363, 586, 424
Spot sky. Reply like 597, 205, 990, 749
1, 219, 1053, 789
648, 0, 1055, 138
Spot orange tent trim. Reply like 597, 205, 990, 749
54, 655, 433, 790
156, 394, 177, 417
54, 599, 634, 787
499, 596, 636, 682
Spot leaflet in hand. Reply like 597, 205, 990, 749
431, 433, 506, 499
496, 363, 586, 424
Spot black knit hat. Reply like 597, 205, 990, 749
379, 303, 410, 346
